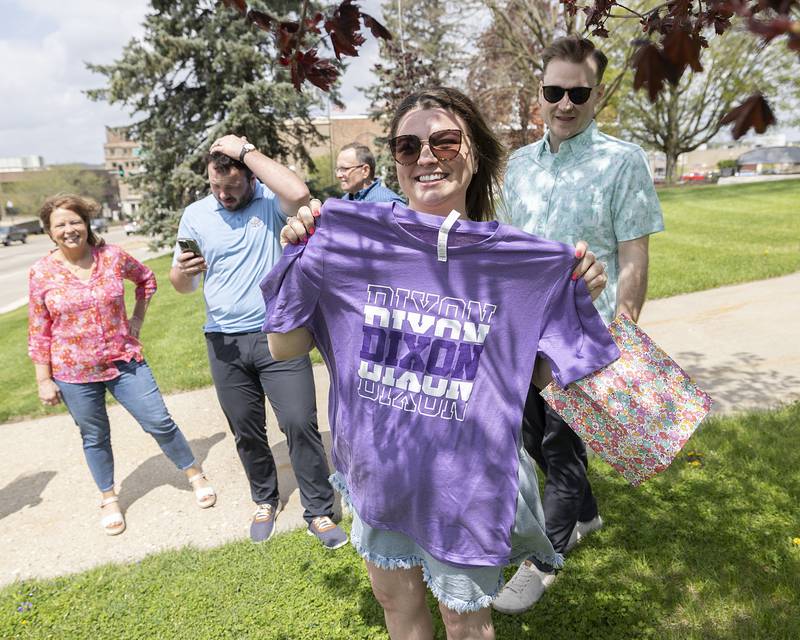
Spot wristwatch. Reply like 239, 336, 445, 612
239, 142, 256, 162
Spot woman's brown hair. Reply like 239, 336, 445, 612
388, 87, 504, 222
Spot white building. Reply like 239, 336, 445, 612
0, 155, 45, 173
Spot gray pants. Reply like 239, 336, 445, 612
205, 331, 334, 523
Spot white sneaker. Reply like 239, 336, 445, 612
565, 515, 604, 553
491, 561, 556, 614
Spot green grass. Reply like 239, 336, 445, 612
649, 179, 800, 299
2, 179, 798, 423
0, 255, 211, 424
3, 403, 799, 639
0, 254, 319, 423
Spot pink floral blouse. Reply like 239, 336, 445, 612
28, 244, 157, 383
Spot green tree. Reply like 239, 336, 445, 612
0, 166, 112, 219
472, 0, 636, 118
86, 0, 323, 246
306, 153, 340, 200
617, 28, 797, 184
466, 2, 544, 152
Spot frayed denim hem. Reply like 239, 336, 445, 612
521, 550, 564, 571
329, 472, 351, 506
350, 532, 501, 614
331, 474, 502, 613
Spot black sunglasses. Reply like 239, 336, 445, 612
389, 129, 463, 165
542, 85, 594, 105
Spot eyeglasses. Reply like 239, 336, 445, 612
334, 164, 365, 175
542, 85, 594, 105
389, 129, 463, 165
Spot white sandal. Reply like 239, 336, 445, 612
188, 472, 217, 508
100, 496, 126, 536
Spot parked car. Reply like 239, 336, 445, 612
90, 218, 109, 233
0, 225, 27, 245
124, 220, 140, 236
14, 219, 45, 235
679, 172, 708, 183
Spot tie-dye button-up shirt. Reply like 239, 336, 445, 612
28, 244, 156, 383
501, 121, 664, 323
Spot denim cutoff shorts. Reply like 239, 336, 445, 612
330, 442, 563, 613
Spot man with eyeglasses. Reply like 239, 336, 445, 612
335, 142, 405, 204
494, 35, 664, 614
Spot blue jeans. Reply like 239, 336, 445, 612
56, 360, 196, 492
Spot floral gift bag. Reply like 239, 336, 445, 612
540, 315, 713, 486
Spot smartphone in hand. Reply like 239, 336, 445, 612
177, 237, 202, 257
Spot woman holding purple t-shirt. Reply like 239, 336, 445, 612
267, 88, 612, 639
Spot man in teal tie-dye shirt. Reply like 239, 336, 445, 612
493, 36, 664, 615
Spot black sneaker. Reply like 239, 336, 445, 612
250, 502, 281, 543
306, 516, 348, 550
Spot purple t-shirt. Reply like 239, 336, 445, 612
261, 200, 619, 567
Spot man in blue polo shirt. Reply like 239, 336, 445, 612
493, 36, 664, 614
169, 134, 346, 550
335, 142, 405, 204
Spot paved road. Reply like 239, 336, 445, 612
1, 273, 798, 586
0, 227, 166, 314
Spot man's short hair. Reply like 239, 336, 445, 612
204, 151, 253, 180
339, 143, 375, 180
542, 36, 609, 84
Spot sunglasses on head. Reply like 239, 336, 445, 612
542, 85, 594, 105
389, 129, 463, 165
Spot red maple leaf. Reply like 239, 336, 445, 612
756, 0, 795, 12
720, 93, 776, 139
641, 10, 662, 34
276, 21, 300, 56
667, 0, 692, 19
632, 42, 671, 101
221, 0, 247, 15
290, 49, 339, 92
701, 6, 734, 34
361, 13, 393, 41
663, 28, 703, 72
324, 0, 366, 59
246, 9, 272, 32
748, 16, 796, 44
305, 12, 324, 34
583, 0, 615, 27
562, 0, 579, 17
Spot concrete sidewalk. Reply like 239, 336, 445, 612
1, 273, 798, 586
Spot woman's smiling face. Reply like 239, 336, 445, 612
394, 107, 475, 217
48, 207, 89, 252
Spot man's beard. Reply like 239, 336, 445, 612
222, 183, 255, 211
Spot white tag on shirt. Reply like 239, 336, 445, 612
437, 209, 462, 263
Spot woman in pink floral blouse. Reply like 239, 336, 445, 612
28, 194, 216, 535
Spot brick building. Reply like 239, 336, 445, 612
292, 115, 388, 185
104, 126, 143, 218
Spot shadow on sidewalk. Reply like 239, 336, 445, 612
675, 350, 800, 411
0, 471, 57, 521
118, 432, 226, 511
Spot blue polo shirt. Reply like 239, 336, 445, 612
343, 178, 405, 204
173, 181, 286, 333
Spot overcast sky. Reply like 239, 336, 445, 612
0, 0, 383, 166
